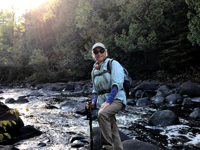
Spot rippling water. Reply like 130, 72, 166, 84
1, 88, 200, 150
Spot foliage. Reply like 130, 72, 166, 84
185, 0, 200, 46
0, 0, 200, 82
0, 109, 20, 141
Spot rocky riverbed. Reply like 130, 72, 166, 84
0, 80, 200, 150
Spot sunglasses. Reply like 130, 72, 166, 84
93, 48, 105, 54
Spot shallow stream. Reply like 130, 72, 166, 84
1, 88, 200, 150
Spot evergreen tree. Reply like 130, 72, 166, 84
185, 0, 200, 46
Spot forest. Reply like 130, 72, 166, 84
0, 0, 200, 83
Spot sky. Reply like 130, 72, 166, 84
0, 0, 46, 16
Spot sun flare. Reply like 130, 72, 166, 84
1, 0, 46, 12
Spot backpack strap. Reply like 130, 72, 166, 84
92, 59, 112, 84
107, 58, 114, 73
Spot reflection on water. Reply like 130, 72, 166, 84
0, 88, 200, 150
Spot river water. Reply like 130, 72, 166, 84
1, 88, 200, 150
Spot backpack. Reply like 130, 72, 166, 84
92, 59, 132, 96
107, 59, 132, 96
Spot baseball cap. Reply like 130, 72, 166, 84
92, 43, 106, 50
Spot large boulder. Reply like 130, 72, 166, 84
91, 127, 130, 150
122, 139, 159, 150
148, 110, 180, 126
0, 102, 24, 139
179, 82, 200, 97
84, 127, 159, 150
19, 125, 42, 139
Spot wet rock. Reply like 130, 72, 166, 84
130, 88, 135, 97
65, 83, 75, 91
5, 98, 16, 104
30, 80, 40, 87
192, 97, 200, 102
148, 110, 180, 126
60, 101, 78, 110
45, 104, 59, 109
70, 135, 86, 143
25, 83, 31, 88
0, 90, 3, 94
189, 108, 200, 120
166, 94, 183, 104
28, 96, 38, 100
0, 102, 24, 139
131, 80, 140, 88
157, 85, 170, 95
33, 84, 44, 90
91, 127, 130, 150
180, 81, 200, 97
78, 97, 88, 103
151, 96, 165, 104
0, 97, 4, 100
134, 84, 157, 91
74, 84, 83, 91
141, 90, 157, 98
122, 139, 159, 150
71, 140, 85, 148
167, 88, 178, 95
18, 96, 26, 99
76, 103, 87, 115
142, 80, 151, 84
150, 80, 160, 85
136, 97, 151, 107
0, 145, 19, 150
35, 142, 46, 148
155, 90, 166, 97
44, 83, 74, 92
82, 84, 92, 94
27, 92, 43, 97
15, 98, 29, 104
182, 98, 195, 106
69, 91, 84, 96
19, 125, 42, 139
135, 90, 143, 98
127, 99, 136, 105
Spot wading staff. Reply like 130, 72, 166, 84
86, 100, 93, 150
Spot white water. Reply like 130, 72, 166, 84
0, 88, 200, 150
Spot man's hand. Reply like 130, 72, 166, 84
100, 102, 110, 110
86, 102, 95, 109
